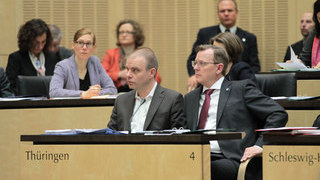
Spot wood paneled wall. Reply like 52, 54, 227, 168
0, 0, 315, 94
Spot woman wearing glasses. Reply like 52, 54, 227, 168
49, 28, 117, 98
101, 19, 161, 92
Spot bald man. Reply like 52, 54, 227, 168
284, 13, 314, 61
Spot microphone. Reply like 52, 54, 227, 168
129, 99, 146, 132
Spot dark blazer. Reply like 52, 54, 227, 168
226, 61, 257, 84
187, 25, 260, 75
0, 67, 14, 97
184, 79, 288, 161
283, 40, 303, 61
299, 29, 314, 67
6, 50, 58, 93
108, 84, 186, 131
57, 46, 73, 61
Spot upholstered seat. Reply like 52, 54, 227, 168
255, 73, 296, 97
16, 75, 52, 97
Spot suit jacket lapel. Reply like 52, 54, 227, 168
70, 55, 80, 89
143, 84, 164, 130
190, 86, 202, 130
217, 79, 231, 126
124, 90, 136, 130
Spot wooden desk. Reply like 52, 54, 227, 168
276, 99, 320, 127
260, 71, 320, 96
263, 132, 320, 180
20, 133, 243, 180
0, 98, 115, 180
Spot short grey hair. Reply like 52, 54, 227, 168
217, 0, 238, 11
196, 44, 229, 76
48, 24, 63, 41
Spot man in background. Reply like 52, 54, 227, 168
284, 12, 314, 61
48, 24, 73, 61
186, 0, 260, 91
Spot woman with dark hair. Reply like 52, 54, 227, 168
300, 0, 320, 68
101, 19, 161, 92
6, 18, 58, 93
49, 28, 116, 98
210, 32, 257, 83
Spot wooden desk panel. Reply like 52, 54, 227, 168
1, 106, 113, 180
286, 110, 320, 127
263, 132, 320, 179
263, 145, 320, 180
20, 143, 211, 180
297, 80, 320, 96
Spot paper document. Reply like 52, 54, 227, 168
255, 127, 318, 132
44, 128, 123, 135
276, 46, 308, 70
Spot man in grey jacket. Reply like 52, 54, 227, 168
107, 47, 186, 132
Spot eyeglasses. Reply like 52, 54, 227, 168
75, 41, 94, 48
192, 60, 219, 67
119, 31, 134, 35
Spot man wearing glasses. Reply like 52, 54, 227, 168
184, 45, 287, 180
186, 0, 260, 91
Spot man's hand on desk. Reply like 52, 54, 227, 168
240, 146, 263, 162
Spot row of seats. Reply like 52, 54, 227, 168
15, 73, 297, 98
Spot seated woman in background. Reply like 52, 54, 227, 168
210, 32, 257, 84
6, 18, 58, 94
49, 28, 117, 98
101, 19, 161, 92
300, 0, 320, 68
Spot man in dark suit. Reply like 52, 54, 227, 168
284, 12, 314, 61
187, 0, 260, 91
108, 47, 185, 132
184, 45, 287, 180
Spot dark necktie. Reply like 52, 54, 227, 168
198, 89, 214, 129
225, 29, 230, 32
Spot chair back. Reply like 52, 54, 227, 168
313, 115, 320, 128
255, 73, 296, 97
16, 76, 52, 97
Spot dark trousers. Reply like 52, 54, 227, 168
211, 153, 239, 180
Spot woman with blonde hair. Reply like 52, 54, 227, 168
50, 28, 117, 98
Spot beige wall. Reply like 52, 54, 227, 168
0, 0, 316, 95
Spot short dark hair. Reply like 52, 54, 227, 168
130, 47, 158, 78
196, 45, 229, 76
313, 0, 320, 38
48, 24, 63, 41
18, 19, 52, 52
210, 32, 243, 64
116, 19, 144, 48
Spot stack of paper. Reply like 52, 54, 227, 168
276, 46, 308, 71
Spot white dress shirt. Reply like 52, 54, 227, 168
219, 24, 237, 34
198, 77, 224, 153
130, 82, 158, 133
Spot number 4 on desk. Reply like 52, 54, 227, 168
189, 152, 195, 160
